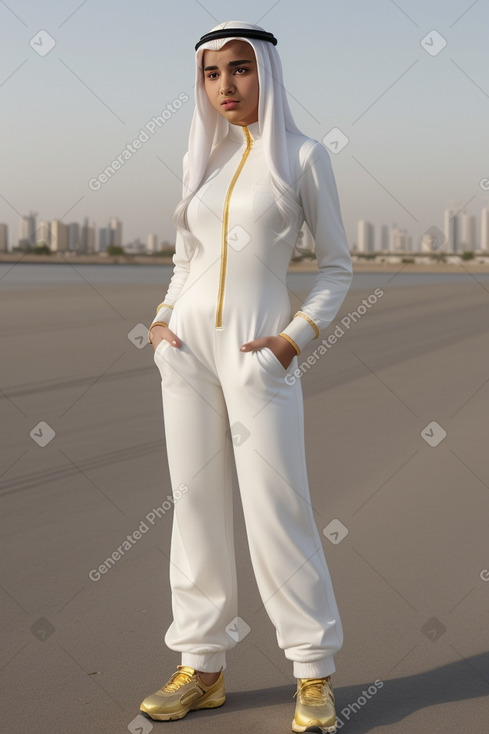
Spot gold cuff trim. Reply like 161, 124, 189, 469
294, 311, 320, 339
279, 332, 301, 355
148, 322, 168, 343
155, 302, 174, 315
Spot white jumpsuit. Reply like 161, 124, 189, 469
151, 120, 353, 679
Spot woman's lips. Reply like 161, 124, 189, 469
221, 100, 239, 108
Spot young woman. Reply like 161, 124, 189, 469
140, 20, 353, 733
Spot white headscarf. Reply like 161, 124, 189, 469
174, 20, 306, 256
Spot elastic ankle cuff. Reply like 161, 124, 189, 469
181, 652, 226, 673
293, 657, 336, 679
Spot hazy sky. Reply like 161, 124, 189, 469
1, 0, 488, 248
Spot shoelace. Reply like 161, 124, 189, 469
293, 677, 333, 704
161, 666, 195, 693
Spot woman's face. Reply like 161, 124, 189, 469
202, 40, 259, 126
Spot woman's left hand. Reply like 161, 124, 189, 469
240, 335, 297, 370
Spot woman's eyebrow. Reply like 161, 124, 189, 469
204, 59, 253, 71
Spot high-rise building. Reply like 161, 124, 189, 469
357, 220, 375, 252
380, 225, 389, 252
389, 226, 411, 252
20, 211, 37, 246
36, 220, 51, 247
481, 207, 489, 252
147, 233, 158, 253
87, 221, 96, 253
444, 206, 460, 252
0, 223, 9, 251
99, 226, 110, 252
68, 222, 81, 252
51, 220, 68, 251
81, 217, 96, 253
109, 217, 123, 248
459, 210, 476, 251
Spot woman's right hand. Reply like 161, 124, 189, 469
150, 324, 181, 351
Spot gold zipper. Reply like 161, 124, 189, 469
215, 125, 253, 328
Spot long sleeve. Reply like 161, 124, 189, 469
279, 141, 353, 353
151, 152, 191, 329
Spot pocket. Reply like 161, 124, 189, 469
153, 338, 172, 363
255, 347, 289, 379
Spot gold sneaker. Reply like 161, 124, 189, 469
292, 675, 337, 733
140, 665, 225, 721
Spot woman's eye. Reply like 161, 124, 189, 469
206, 67, 248, 79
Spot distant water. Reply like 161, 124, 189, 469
1, 263, 488, 291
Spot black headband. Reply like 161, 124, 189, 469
195, 28, 278, 51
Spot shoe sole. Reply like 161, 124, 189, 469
291, 720, 337, 733
140, 695, 226, 721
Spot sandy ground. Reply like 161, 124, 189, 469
1, 277, 488, 733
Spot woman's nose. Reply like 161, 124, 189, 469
219, 73, 235, 95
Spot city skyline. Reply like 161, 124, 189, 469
2, 200, 489, 255
1, 1, 488, 255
